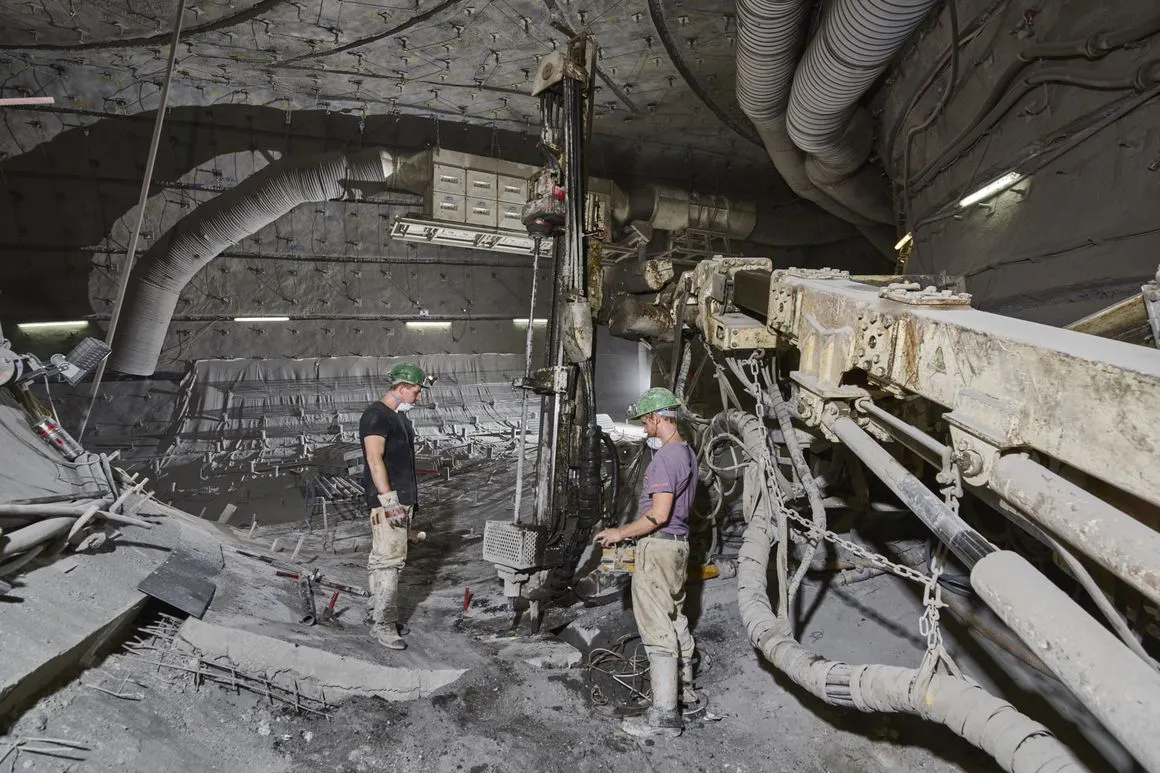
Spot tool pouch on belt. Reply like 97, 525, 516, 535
369, 506, 411, 570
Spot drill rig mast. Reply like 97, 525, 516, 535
484, 34, 602, 611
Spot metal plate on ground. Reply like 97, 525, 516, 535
137, 548, 218, 618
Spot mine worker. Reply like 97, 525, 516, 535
594, 387, 699, 738
360, 362, 430, 651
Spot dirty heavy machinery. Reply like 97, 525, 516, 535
606, 257, 1160, 770
482, 34, 606, 614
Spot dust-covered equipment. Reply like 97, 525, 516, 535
1, 329, 112, 459
0, 334, 111, 389
482, 520, 548, 603
489, 33, 606, 610
600, 256, 1160, 770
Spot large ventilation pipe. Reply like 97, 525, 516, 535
786, 0, 941, 224
618, 183, 858, 246
108, 148, 427, 375
735, 0, 875, 227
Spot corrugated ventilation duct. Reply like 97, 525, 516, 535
735, 0, 875, 226
108, 148, 427, 376
786, 0, 942, 224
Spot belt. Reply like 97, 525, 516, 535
647, 531, 687, 542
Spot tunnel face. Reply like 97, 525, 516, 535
2, 1, 1159, 771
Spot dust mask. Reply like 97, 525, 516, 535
646, 437, 663, 451
395, 400, 414, 413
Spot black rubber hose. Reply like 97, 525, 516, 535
600, 431, 620, 522
764, 383, 826, 605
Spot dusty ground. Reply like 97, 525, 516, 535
1, 456, 1128, 773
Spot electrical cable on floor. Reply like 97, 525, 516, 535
585, 633, 652, 710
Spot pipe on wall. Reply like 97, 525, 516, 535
786, 0, 941, 224
108, 148, 428, 376
617, 183, 859, 246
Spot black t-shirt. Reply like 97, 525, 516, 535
359, 401, 418, 509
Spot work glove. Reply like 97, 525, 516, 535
386, 506, 407, 527
377, 492, 407, 527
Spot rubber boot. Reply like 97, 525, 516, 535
369, 569, 406, 650
364, 571, 379, 625
680, 656, 705, 716
366, 573, 410, 635
621, 654, 682, 738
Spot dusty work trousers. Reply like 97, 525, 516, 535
367, 506, 412, 625
631, 536, 695, 661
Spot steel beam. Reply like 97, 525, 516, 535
990, 454, 1160, 608
972, 550, 1160, 770
726, 268, 1160, 509
826, 416, 995, 567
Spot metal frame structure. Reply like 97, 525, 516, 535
484, 33, 602, 608
655, 257, 1160, 768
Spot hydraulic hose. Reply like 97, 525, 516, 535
600, 431, 620, 523
737, 506, 1087, 773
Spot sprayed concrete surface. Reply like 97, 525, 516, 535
0, 456, 1131, 772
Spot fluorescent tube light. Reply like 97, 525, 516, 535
234, 316, 290, 322
0, 97, 54, 107
406, 321, 452, 330
17, 321, 89, 330
958, 172, 1024, 208
513, 318, 549, 326
893, 233, 913, 251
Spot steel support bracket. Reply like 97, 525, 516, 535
783, 267, 849, 280
879, 282, 972, 307
1143, 274, 1160, 348
851, 311, 897, 380
767, 286, 797, 334
515, 365, 570, 395
943, 389, 1021, 486
791, 375, 865, 433
706, 312, 778, 350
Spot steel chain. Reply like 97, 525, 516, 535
918, 544, 947, 652
779, 506, 933, 587
746, 351, 765, 420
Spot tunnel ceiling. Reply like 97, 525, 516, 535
7, 0, 1156, 363
0, 0, 773, 172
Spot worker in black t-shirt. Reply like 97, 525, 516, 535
359, 362, 430, 650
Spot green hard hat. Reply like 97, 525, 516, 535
389, 362, 430, 388
628, 387, 681, 419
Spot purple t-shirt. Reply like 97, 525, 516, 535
637, 441, 698, 537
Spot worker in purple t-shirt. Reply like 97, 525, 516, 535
595, 387, 698, 739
